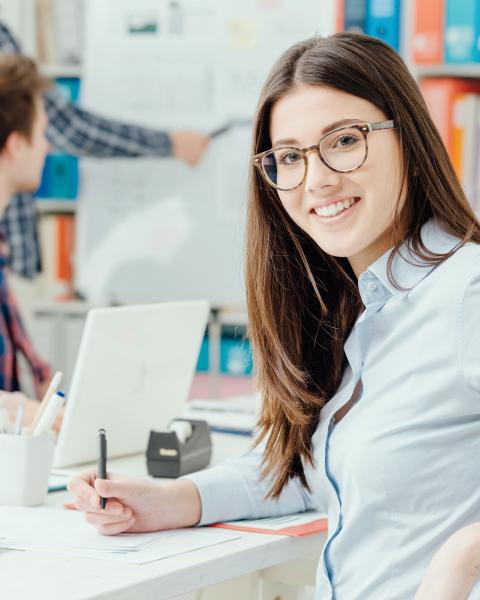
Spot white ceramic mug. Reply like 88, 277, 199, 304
0, 432, 55, 506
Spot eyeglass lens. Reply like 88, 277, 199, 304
262, 127, 367, 190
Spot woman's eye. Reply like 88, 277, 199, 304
334, 135, 359, 148
279, 151, 302, 164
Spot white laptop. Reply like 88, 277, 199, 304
53, 300, 209, 468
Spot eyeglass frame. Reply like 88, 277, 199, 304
252, 120, 396, 191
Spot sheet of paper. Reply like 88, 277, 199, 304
0, 507, 240, 564
29, 528, 240, 565
0, 507, 160, 551
213, 511, 328, 537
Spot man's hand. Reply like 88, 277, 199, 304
170, 130, 210, 166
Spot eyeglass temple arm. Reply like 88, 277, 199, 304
369, 120, 395, 131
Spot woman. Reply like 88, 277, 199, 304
68, 33, 480, 598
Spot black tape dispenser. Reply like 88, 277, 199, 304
146, 418, 212, 478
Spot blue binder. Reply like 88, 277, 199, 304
445, 0, 480, 63
344, 0, 367, 33
36, 77, 81, 201
35, 154, 79, 200
365, 0, 401, 51
56, 77, 81, 103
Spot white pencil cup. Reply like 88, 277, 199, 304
0, 432, 55, 506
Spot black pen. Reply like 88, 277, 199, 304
97, 428, 107, 511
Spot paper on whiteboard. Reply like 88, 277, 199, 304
76, 126, 249, 305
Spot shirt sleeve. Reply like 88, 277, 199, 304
461, 269, 480, 395
44, 89, 173, 158
183, 448, 315, 526
0, 193, 41, 279
0, 23, 22, 53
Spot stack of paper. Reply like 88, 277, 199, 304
0, 507, 239, 564
184, 394, 261, 434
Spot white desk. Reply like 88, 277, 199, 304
0, 433, 326, 600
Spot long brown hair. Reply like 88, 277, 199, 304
246, 32, 480, 499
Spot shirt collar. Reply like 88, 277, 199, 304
361, 219, 461, 301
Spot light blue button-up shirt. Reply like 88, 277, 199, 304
187, 219, 480, 599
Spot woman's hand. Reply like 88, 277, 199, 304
415, 523, 480, 600
66, 471, 202, 535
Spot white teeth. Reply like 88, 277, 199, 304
314, 197, 357, 218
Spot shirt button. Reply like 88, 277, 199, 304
367, 282, 377, 291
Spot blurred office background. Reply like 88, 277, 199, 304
1, 0, 477, 402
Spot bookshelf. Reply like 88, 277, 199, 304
415, 65, 480, 78
40, 64, 82, 78
36, 200, 76, 214
338, 0, 480, 215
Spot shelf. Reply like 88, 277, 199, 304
414, 64, 480, 79
36, 200, 77, 214
218, 310, 248, 327
40, 64, 83, 79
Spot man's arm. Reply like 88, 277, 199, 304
0, 21, 208, 163
44, 89, 174, 158
44, 90, 209, 164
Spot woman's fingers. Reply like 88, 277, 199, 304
67, 470, 101, 508
84, 508, 132, 526
96, 517, 135, 536
74, 495, 126, 517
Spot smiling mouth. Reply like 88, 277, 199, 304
312, 197, 361, 218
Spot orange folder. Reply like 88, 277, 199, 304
212, 513, 328, 537
336, 0, 345, 32
56, 214, 75, 298
412, 0, 444, 64
420, 78, 480, 155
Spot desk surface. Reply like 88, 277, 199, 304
1, 434, 326, 600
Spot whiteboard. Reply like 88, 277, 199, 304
76, 0, 325, 307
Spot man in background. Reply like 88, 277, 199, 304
0, 21, 210, 280
0, 52, 54, 426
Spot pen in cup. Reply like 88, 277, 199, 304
29, 371, 63, 434
13, 401, 24, 435
98, 428, 108, 511
0, 401, 11, 434
32, 390, 65, 436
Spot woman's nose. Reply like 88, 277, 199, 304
304, 150, 341, 192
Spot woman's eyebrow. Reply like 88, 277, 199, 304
272, 118, 365, 148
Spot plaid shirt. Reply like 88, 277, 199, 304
0, 22, 173, 278
0, 252, 51, 396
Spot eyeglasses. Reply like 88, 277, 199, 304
253, 120, 395, 191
